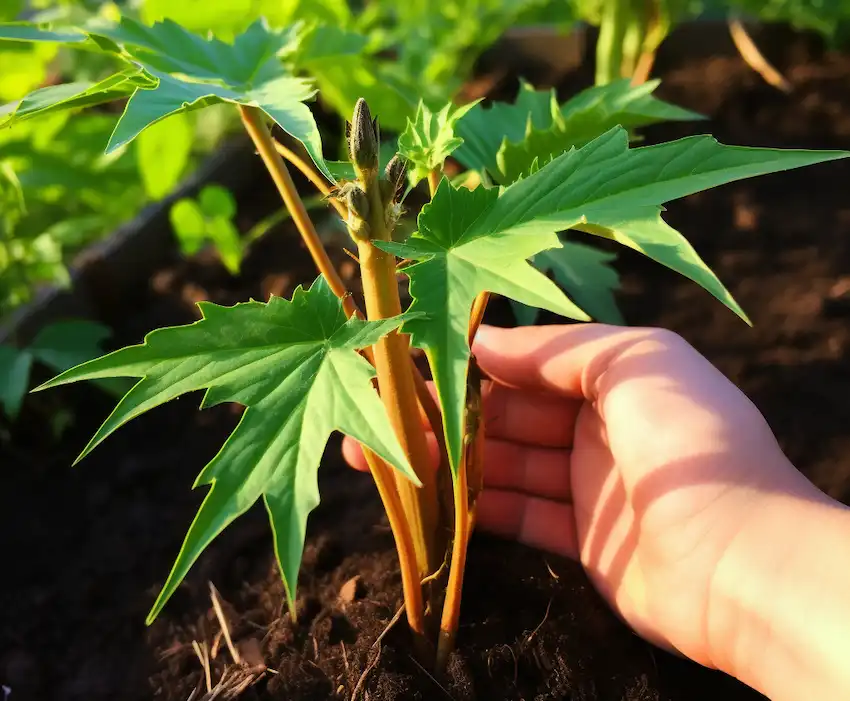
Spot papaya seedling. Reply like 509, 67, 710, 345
4, 13, 848, 673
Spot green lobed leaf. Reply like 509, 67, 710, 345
382, 127, 849, 473
0, 69, 155, 129
397, 99, 481, 185
455, 79, 702, 184
0, 22, 88, 44
453, 81, 551, 181
34, 277, 416, 621
86, 17, 302, 84
378, 180, 590, 472
497, 80, 703, 183
513, 237, 625, 326
137, 112, 192, 200
108, 67, 330, 178
0, 18, 331, 180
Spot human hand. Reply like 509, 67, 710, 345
343, 323, 839, 690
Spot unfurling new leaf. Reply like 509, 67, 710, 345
397, 99, 480, 186
34, 278, 417, 621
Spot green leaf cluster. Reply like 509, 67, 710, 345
454, 79, 701, 184
12, 2, 850, 632
385, 127, 847, 471
0, 16, 330, 177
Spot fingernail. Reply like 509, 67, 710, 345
473, 324, 495, 347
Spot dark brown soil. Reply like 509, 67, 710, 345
3, 27, 850, 701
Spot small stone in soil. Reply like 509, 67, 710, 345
338, 575, 364, 606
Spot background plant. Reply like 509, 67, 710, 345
575, 0, 850, 89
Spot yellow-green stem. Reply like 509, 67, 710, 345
239, 107, 358, 320
427, 169, 440, 197
436, 447, 470, 671
271, 140, 349, 219
356, 232, 441, 579
239, 106, 428, 640
438, 310, 489, 671
354, 154, 442, 580
468, 292, 491, 346
362, 446, 428, 652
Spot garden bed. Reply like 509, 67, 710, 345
2, 26, 850, 701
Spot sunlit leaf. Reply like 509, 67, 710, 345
381, 127, 848, 472
455, 79, 702, 184
0, 22, 88, 44
0, 18, 331, 179
137, 112, 192, 199
87, 17, 302, 84
0, 69, 153, 128
170, 197, 207, 254
35, 277, 416, 620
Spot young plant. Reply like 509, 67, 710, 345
5, 12, 848, 674
169, 185, 242, 274
578, 0, 850, 90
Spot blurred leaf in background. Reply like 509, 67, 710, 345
170, 184, 242, 274
0, 319, 123, 419
137, 112, 192, 199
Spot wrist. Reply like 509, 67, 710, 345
709, 478, 850, 700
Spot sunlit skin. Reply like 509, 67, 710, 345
344, 323, 850, 701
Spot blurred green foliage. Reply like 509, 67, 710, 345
0, 318, 124, 420
170, 185, 242, 274
0, 0, 847, 323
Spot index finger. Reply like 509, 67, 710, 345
472, 323, 678, 401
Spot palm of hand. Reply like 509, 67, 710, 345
474, 327, 791, 669
570, 401, 755, 667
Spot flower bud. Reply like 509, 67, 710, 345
345, 185, 370, 221
383, 155, 407, 200
349, 98, 379, 174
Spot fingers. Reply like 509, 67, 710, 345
341, 435, 370, 472
341, 432, 440, 473
484, 382, 580, 448
476, 489, 578, 559
483, 439, 572, 501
